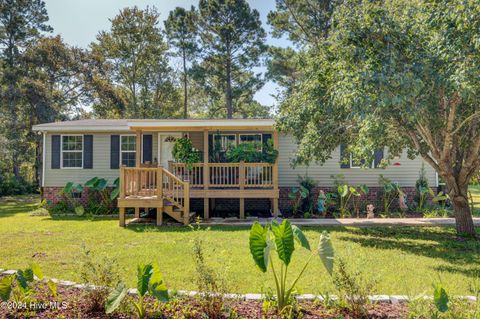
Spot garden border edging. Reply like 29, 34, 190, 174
1, 269, 475, 304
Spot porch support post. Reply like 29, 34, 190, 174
135, 129, 142, 167
156, 208, 163, 226
239, 160, 245, 219
272, 131, 279, 218
135, 207, 140, 219
119, 207, 125, 227
203, 129, 209, 219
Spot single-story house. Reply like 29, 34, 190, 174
32, 119, 437, 225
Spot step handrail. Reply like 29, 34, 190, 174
161, 167, 190, 224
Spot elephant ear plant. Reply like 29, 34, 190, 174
0, 263, 57, 303
249, 219, 334, 313
106, 262, 169, 319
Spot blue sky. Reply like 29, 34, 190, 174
45, 0, 291, 108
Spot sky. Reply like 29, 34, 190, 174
44, 0, 292, 108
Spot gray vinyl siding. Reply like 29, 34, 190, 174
278, 135, 437, 187
44, 132, 158, 187
43, 131, 436, 188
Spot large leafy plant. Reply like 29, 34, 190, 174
378, 175, 403, 215
172, 138, 201, 169
0, 263, 57, 303
61, 182, 85, 216
249, 219, 334, 312
84, 177, 120, 215
106, 262, 169, 319
288, 175, 318, 215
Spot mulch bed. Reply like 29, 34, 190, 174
0, 285, 408, 319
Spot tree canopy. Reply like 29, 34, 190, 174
196, 0, 268, 118
275, 0, 480, 235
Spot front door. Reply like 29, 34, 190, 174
158, 133, 182, 169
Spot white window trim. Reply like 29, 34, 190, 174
349, 153, 374, 169
60, 134, 83, 169
120, 134, 137, 167
239, 133, 263, 150
214, 134, 237, 151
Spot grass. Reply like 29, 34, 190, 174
1, 195, 480, 296
470, 185, 480, 208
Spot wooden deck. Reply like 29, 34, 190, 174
118, 127, 279, 226
118, 161, 279, 226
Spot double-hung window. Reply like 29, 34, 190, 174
121, 135, 136, 167
349, 153, 374, 168
61, 135, 83, 168
239, 134, 262, 150
214, 134, 236, 151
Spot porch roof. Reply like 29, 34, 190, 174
32, 118, 275, 133
127, 119, 275, 131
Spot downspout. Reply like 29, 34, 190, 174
42, 131, 46, 188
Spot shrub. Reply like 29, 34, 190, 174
249, 219, 334, 313
80, 247, 121, 313
333, 257, 377, 317
0, 174, 37, 196
190, 220, 230, 318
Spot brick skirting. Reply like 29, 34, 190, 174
43, 185, 435, 218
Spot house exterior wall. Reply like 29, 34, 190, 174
43, 132, 158, 187
43, 131, 437, 188
278, 134, 437, 188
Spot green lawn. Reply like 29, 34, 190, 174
470, 185, 480, 208
1, 196, 479, 296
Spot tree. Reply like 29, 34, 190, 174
266, 46, 299, 98
91, 6, 180, 118
275, 0, 480, 236
0, 0, 52, 180
23, 36, 93, 184
267, 0, 339, 46
197, 0, 267, 118
164, 6, 198, 119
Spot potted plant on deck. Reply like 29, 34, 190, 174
172, 137, 201, 181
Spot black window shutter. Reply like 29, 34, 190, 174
262, 133, 272, 147
51, 135, 61, 169
374, 148, 384, 168
110, 135, 120, 169
83, 135, 93, 169
340, 144, 350, 168
143, 134, 152, 163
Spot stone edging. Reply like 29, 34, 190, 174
1, 270, 477, 304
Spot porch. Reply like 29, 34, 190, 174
117, 119, 279, 226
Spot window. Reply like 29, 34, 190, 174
349, 153, 374, 168
239, 134, 262, 150
213, 134, 236, 151
121, 135, 136, 167
61, 135, 83, 168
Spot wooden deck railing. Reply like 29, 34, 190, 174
119, 166, 189, 220
169, 161, 276, 188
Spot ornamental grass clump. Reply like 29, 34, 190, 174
249, 219, 334, 314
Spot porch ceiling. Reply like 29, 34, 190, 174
127, 119, 275, 131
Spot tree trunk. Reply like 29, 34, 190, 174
225, 57, 233, 119
182, 49, 188, 119
449, 182, 476, 236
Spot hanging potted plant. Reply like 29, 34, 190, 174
172, 138, 201, 181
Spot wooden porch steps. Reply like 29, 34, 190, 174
158, 199, 195, 225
